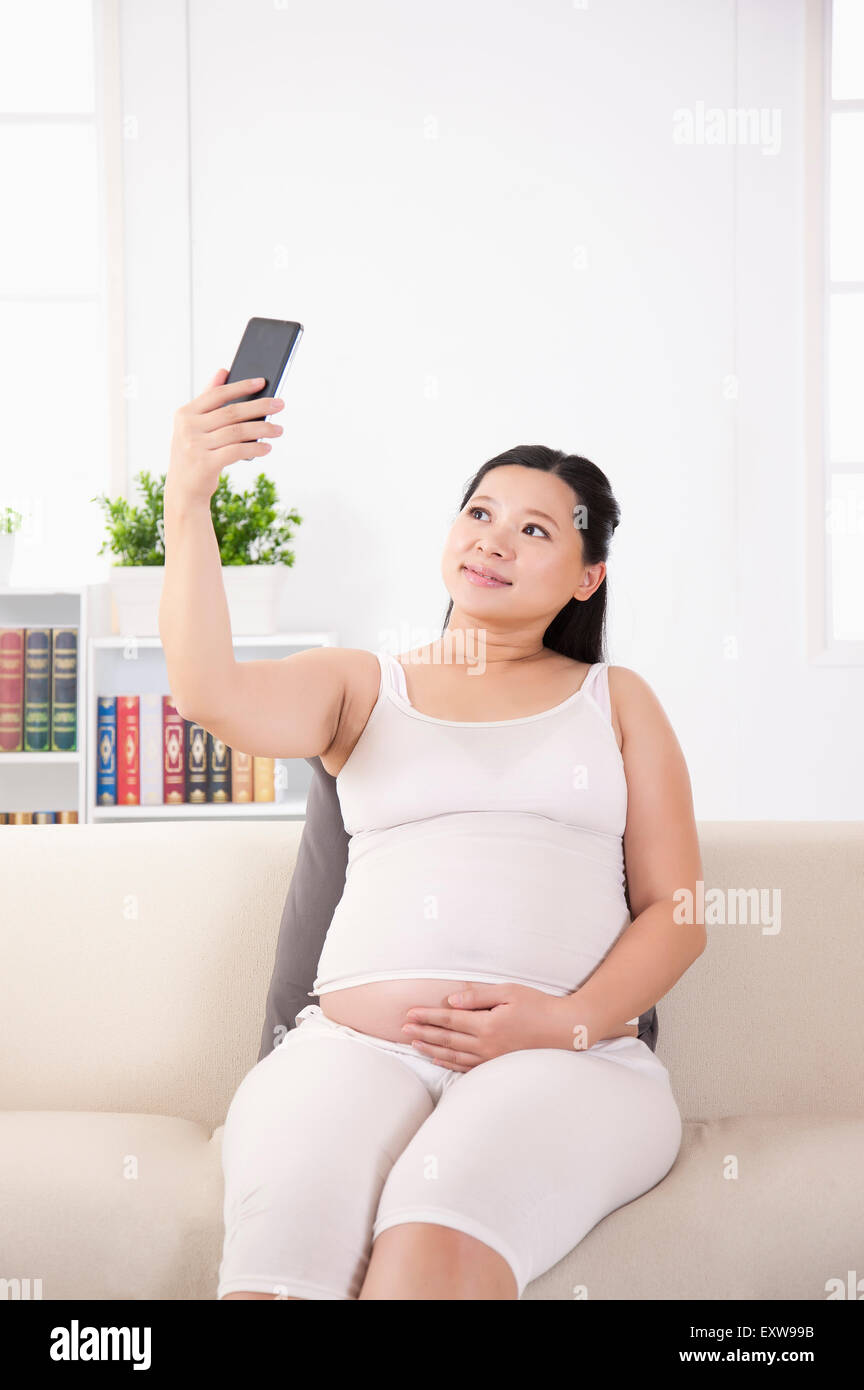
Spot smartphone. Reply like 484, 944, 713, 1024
225, 317, 304, 425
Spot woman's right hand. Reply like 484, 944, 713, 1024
166, 368, 286, 508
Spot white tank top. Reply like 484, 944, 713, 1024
311, 649, 638, 1023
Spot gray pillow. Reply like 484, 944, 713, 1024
258, 756, 658, 1061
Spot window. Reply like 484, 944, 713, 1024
0, 0, 122, 587
808, 0, 864, 658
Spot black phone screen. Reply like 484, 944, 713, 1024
225, 317, 304, 424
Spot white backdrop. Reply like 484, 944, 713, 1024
113, 0, 860, 819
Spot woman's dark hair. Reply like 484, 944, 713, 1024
441, 444, 621, 665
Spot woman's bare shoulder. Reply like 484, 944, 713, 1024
338, 647, 385, 706
607, 665, 676, 738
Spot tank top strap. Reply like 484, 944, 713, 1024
377, 649, 407, 700
580, 662, 612, 725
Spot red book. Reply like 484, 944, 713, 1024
0, 628, 24, 752
116, 695, 140, 805
162, 696, 185, 803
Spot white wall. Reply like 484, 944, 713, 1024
118, 0, 861, 819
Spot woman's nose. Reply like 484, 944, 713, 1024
478, 537, 509, 556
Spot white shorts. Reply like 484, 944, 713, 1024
217, 1003, 682, 1300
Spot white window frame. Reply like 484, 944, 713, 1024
806, 0, 864, 663
95, 0, 127, 503
0, 0, 125, 509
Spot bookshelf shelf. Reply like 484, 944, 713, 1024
2, 752, 81, 763
91, 799, 308, 820
91, 632, 334, 649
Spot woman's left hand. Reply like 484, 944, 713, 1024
400, 983, 568, 1071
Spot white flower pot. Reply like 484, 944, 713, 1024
109, 564, 285, 637
220, 565, 285, 635
109, 566, 164, 636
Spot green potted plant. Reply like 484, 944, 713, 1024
0, 506, 24, 587
92, 470, 302, 636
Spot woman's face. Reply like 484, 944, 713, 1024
441, 464, 606, 630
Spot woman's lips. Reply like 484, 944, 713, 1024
463, 565, 511, 588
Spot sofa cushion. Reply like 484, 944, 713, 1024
522, 1112, 864, 1300
258, 758, 351, 1061
4, 1110, 859, 1300
0, 1111, 223, 1300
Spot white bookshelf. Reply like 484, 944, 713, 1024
0, 582, 336, 824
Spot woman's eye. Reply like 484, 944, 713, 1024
466, 506, 548, 537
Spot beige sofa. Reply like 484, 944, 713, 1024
1, 819, 861, 1300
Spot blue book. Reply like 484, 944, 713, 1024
96, 696, 117, 805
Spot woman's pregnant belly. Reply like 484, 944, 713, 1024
317, 978, 640, 1046
318, 978, 476, 1043
314, 820, 638, 1046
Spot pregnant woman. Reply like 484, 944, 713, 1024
161, 370, 706, 1301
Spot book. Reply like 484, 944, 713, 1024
253, 756, 275, 802
116, 696, 140, 805
50, 627, 78, 751
185, 720, 208, 803
162, 697, 185, 803
231, 749, 254, 802
0, 628, 24, 751
23, 628, 51, 751
96, 696, 117, 804
139, 693, 163, 806
206, 731, 231, 803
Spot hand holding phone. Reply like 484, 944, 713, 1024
167, 371, 286, 509
166, 316, 303, 506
